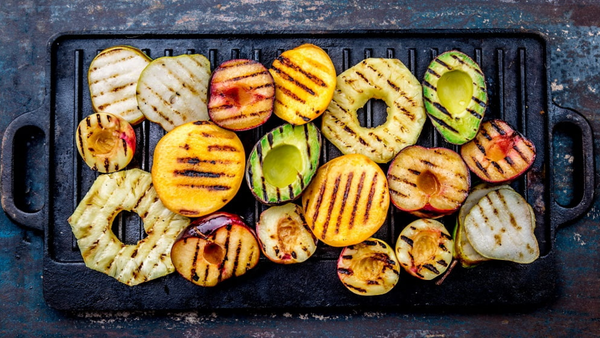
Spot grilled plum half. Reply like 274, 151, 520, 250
337, 238, 400, 296
423, 50, 487, 145
395, 219, 454, 280
387, 145, 470, 219
208, 59, 274, 131
171, 212, 261, 287
256, 203, 317, 264
461, 119, 536, 183
246, 122, 321, 205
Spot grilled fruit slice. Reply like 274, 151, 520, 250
246, 123, 321, 205
453, 183, 513, 268
171, 212, 260, 287
423, 50, 487, 144
137, 54, 211, 131
395, 219, 454, 280
88, 45, 151, 125
67, 169, 190, 286
269, 44, 336, 125
387, 145, 470, 219
464, 188, 539, 264
208, 59, 274, 131
256, 203, 317, 264
461, 119, 536, 183
337, 238, 400, 296
152, 121, 245, 217
302, 154, 390, 247
76, 113, 136, 173
322, 58, 426, 163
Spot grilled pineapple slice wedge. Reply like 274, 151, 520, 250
322, 58, 426, 163
67, 169, 190, 286
137, 54, 211, 131
88, 45, 151, 125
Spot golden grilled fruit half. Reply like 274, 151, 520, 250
67, 169, 190, 286
269, 43, 336, 125
88, 45, 151, 125
152, 121, 245, 218
302, 154, 390, 247
322, 58, 426, 163
137, 54, 212, 131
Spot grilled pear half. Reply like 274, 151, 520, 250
67, 169, 190, 286
322, 58, 426, 163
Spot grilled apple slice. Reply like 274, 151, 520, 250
464, 188, 539, 264
337, 238, 400, 296
322, 58, 426, 163
88, 45, 151, 125
171, 212, 260, 287
256, 203, 317, 264
152, 121, 245, 217
423, 50, 487, 144
246, 122, 321, 205
387, 145, 470, 219
67, 169, 190, 286
270, 44, 336, 125
137, 54, 211, 131
76, 113, 136, 173
395, 219, 454, 280
208, 59, 274, 131
302, 154, 390, 247
461, 119, 536, 183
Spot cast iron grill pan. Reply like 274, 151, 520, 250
1, 30, 594, 311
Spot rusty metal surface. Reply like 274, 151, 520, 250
1, 0, 599, 336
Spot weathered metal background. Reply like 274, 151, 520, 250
1, 0, 599, 336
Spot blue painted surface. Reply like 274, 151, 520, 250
1, 0, 599, 336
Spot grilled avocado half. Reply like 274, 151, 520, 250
246, 122, 322, 205
423, 51, 487, 145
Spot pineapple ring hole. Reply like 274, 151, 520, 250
263, 144, 304, 188
417, 170, 440, 196
356, 98, 389, 129
203, 242, 226, 265
437, 70, 474, 116
92, 129, 118, 154
110, 210, 147, 245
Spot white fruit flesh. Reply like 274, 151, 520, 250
137, 54, 211, 131
76, 113, 136, 173
395, 219, 453, 280
337, 238, 400, 296
256, 203, 317, 264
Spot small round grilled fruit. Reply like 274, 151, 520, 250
67, 169, 190, 286
76, 113, 136, 173
302, 154, 390, 247
171, 212, 261, 287
208, 59, 274, 131
137, 54, 211, 131
322, 58, 426, 163
395, 219, 454, 281
453, 183, 513, 268
269, 43, 336, 125
461, 119, 536, 183
246, 122, 321, 205
464, 188, 539, 264
256, 203, 318, 264
152, 121, 245, 218
88, 45, 151, 125
387, 145, 470, 219
337, 238, 400, 296
423, 50, 487, 145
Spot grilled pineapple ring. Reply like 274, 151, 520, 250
68, 169, 190, 286
322, 58, 426, 163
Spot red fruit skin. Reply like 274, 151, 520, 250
176, 212, 254, 241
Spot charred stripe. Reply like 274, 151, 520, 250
176, 184, 231, 191
422, 263, 440, 275
472, 156, 491, 179
491, 161, 504, 174
321, 174, 342, 240
277, 56, 327, 87
364, 173, 378, 222
428, 113, 460, 134
348, 172, 366, 230
309, 177, 328, 229
472, 96, 487, 109
401, 235, 414, 247
173, 169, 231, 178
426, 68, 441, 78
208, 145, 240, 152
334, 172, 354, 235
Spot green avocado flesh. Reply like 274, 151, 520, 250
247, 122, 321, 205
423, 51, 487, 145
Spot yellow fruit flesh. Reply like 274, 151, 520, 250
263, 144, 303, 188
412, 231, 438, 265
417, 170, 440, 196
91, 130, 118, 154
437, 70, 473, 116
203, 242, 226, 265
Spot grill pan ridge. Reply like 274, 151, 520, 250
10, 30, 588, 310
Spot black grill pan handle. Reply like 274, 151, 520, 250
549, 105, 595, 228
1, 107, 48, 232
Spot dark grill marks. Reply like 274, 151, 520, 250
177, 184, 231, 191
208, 145, 239, 152
491, 161, 504, 174
321, 174, 342, 240
467, 108, 482, 118
472, 96, 487, 109
401, 235, 414, 247
334, 173, 354, 235
173, 169, 230, 178
426, 68, 441, 78
271, 63, 316, 96
427, 110, 460, 134
432, 101, 453, 118
278, 85, 307, 104
277, 55, 327, 87
422, 263, 440, 275
422, 80, 436, 91
190, 238, 201, 284
220, 70, 270, 83
474, 138, 487, 155
309, 177, 328, 229
490, 119, 507, 135
177, 157, 235, 166
472, 155, 491, 179
349, 172, 366, 230
435, 58, 452, 70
